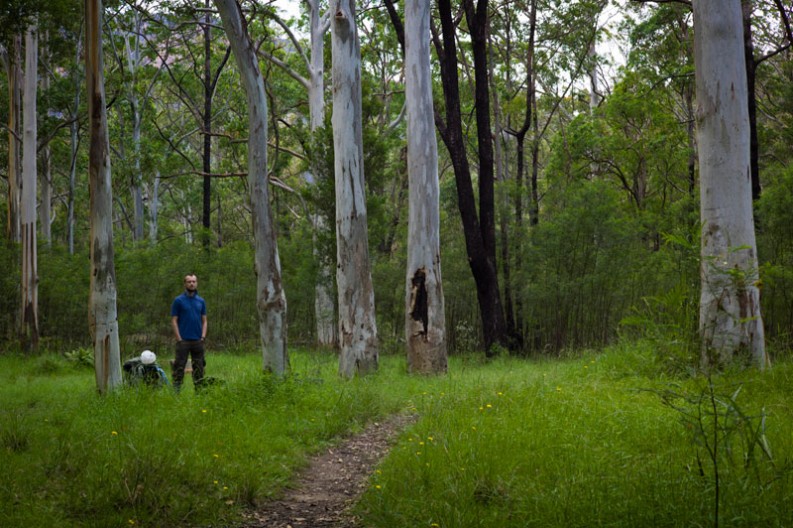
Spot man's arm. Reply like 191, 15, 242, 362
172, 316, 181, 341
201, 315, 208, 341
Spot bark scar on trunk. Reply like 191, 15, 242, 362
409, 267, 428, 336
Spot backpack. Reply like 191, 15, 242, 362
123, 357, 170, 387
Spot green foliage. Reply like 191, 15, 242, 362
64, 347, 94, 369
3, 347, 793, 527
356, 351, 793, 528
756, 166, 793, 354
0, 350, 407, 528
650, 375, 783, 528
518, 181, 652, 353
619, 227, 700, 373
0, 244, 20, 343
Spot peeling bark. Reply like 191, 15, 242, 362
332, 0, 379, 378
20, 23, 39, 351
86, 0, 122, 393
405, 0, 446, 374
306, 0, 337, 348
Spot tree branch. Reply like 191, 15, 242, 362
267, 10, 311, 72
256, 47, 310, 90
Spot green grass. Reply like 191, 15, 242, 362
2, 345, 792, 527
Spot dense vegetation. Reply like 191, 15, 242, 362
1, 1, 792, 359
2, 348, 792, 527
2, 1, 793, 525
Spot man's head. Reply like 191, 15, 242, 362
184, 274, 198, 292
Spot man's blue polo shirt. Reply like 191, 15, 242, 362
171, 291, 206, 341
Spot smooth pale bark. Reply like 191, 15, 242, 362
306, 0, 337, 347
694, 0, 767, 369
215, 0, 288, 375
588, 39, 600, 111
21, 24, 39, 350
124, 21, 145, 242
332, 0, 379, 377
5, 35, 22, 243
120, 11, 164, 243
86, 0, 122, 393
258, 4, 336, 347
404, 0, 447, 374
182, 199, 193, 244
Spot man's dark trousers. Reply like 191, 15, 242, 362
173, 340, 205, 390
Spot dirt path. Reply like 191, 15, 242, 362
240, 414, 416, 528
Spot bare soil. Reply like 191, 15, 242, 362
239, 414, 416, 528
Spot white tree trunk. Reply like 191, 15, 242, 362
332, 0, 379, 377
131, 94, 145, 242
215, 0, 289, 375
588, 39, 600, 111
404, 0, 447, 374
183, 199, 193, 244
86, 0, 122, 393
307, 0, 337, 347
694, 0, 767, 369
21, 24, 39, 350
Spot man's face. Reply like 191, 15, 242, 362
184, 275, 198, 292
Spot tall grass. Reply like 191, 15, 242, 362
2, 346, 792, 527
0, 350, 411, 527
356, 347, 793, 528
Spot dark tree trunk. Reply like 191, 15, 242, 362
433, 0, 507, 354
742, 1, 761, 200
202, 0, 212, 247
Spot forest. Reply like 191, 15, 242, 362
2, 0, 793, 526
2, 0, 793, 369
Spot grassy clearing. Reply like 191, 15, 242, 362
1, 345, 792, 527
356, 346, 793, 528
0, 350, 412, 527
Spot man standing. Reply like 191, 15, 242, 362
171, 274, 207, 391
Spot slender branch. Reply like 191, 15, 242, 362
383, 0, 405, 54
755, 41, 792, 65
256, 47, 310, 90
267, 10, 311, 71
151, 117, 197, 170
755, 0, 792, 65
388, 101, 406, 131
210, 46, 232, 95
774, 0, 793, 42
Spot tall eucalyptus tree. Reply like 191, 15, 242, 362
404, 0, 447, 373
694, 0, 767, 369
20, 22, 38, 350
259, 1, 337, 348
332, 0, 379, 377
214, 0, 288, 375
86, 0, 122, 393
